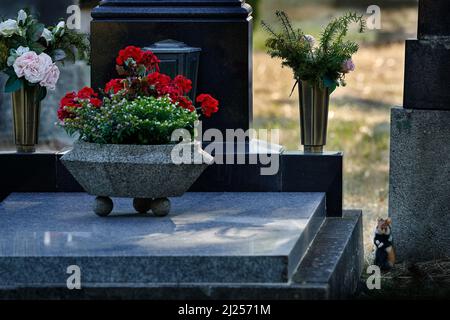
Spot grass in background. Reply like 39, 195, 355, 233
253, 1, 418, 50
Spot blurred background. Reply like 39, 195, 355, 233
0, 0, 419, 255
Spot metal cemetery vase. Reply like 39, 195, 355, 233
11, 85, 41, 153
299, 81, 330, 153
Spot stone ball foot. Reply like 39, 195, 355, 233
94, 196, 113, 217
151, 198, 171, 217
133, 198, 152, 214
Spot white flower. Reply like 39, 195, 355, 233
13, 51, 54, 84
0, 19, 19, 37
7, 46, 30, 67
17, 10, 27, 25
54, 21, 65, 37
56, 21, 65, 30
16, 46, 29, 56
7, 46, 30, 66
40, 64, 60, 90
6, 56, 15, 67
41, 28, 53, 44
303, 34, 316, 47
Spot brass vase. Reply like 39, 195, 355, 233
11, 85, 41, 153
299, 81, 330, 153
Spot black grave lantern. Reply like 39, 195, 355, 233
144, 40, 201, 101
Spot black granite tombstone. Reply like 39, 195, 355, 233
91, 0, 253, 134
417, 0, 450, 37
403, 0, 450, 111
0, 0, 76, 25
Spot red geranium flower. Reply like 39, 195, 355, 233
58, 92, 80, 121
77, 87, 97, 99
196, 94, 219, 118
57, 107, 72, 122
57, 87, 101, 121
59, 92, 77, 108
105, 79, 125, 94
77, 87, 101, 107
165, 86, 184, 100
140, 50, 160, 71
147, 72, 172, 95
89, 98, 103, 108
172, 75, 192, 95
116, 46, 144, 66
176, 96, 195, 112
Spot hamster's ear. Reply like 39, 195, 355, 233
386, 218, 392, 224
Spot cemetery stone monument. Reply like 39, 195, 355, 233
389, 0, 450, 262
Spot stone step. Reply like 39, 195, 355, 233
0, 211, 363, 300
291, 211, 364, 298
0, 192, 326, 287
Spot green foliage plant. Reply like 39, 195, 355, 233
262, 11, 365, 93
62, 95, 199, 145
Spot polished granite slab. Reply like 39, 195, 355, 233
0, 192, 325, 286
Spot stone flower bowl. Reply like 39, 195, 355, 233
61, 141, 213, 217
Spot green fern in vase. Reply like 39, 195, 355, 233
262, 11, 366, 93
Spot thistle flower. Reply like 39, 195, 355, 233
341, 58, 355, 74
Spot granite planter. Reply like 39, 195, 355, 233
61, 141, 213, 217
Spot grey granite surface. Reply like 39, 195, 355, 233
0, 192, 325, 285
61, 141, 213, 198
0, 211, 362, 300
389, 108, 450, 261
